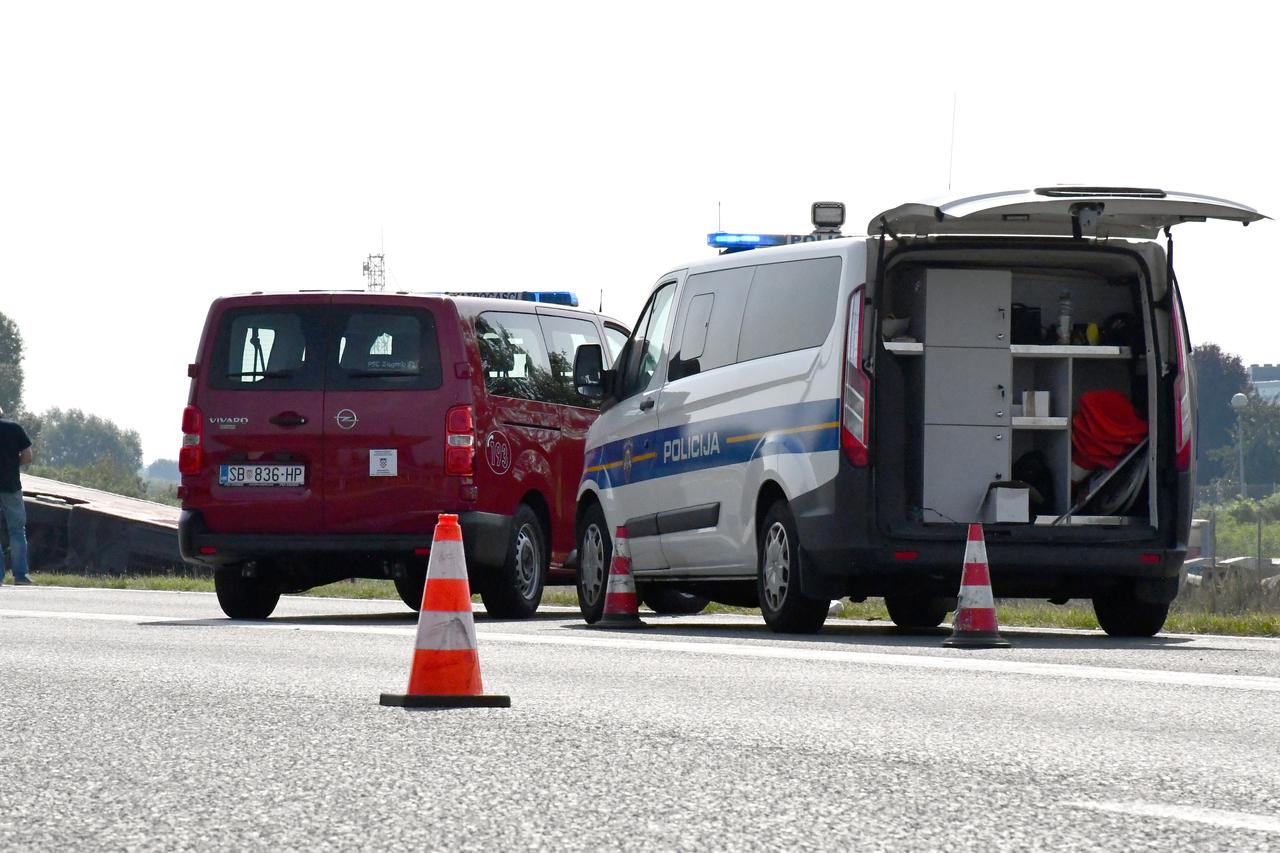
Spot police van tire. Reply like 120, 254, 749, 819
757, 500, 828, 634
1092, 585, 1169, 637
885, 595, 951, 630
575, 502, 612, 624
394, 568, 426, 612
479, 504, 546, 620
214, 564, 280, 620
639, 586, 710, 616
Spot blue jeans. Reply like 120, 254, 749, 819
1, 490, 28, 582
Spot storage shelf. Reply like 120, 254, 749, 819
1012, 416, 1068, 430
884, 340, 923, 354
1034, 515, 1140, 527
1010, 344, 1131, 359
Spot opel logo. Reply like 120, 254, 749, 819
335, 409, 359, 430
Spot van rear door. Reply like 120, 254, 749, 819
322, 295, 455, 535
869, 187, 1265, 238
198, 295, 328, 534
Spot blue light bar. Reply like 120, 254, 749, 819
706, 231, 848, 251
447, 291, 580, 307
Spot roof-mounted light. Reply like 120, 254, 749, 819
811, 201, 845, 232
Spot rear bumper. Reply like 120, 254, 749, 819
179, 509, 513, 570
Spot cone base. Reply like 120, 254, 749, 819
943, 631, 1011, 649
380, 693, 512, 708
593, 615, 649, 629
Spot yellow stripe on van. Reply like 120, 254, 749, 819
725, 421, 840, 444
583, 450, 659, 474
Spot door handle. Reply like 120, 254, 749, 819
270, 412, 308, 427
639, 399, 655, 412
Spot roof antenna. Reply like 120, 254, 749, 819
717, 201, 722, 232
599, 288, 603, 313
947, 92, 958, 191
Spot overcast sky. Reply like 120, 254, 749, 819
2, 1, 1276, 462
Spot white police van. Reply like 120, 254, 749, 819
571, 188, 1266, 636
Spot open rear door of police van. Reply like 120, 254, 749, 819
868, 187, 1266, 239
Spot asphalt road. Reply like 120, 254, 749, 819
2, 586, 1279, 852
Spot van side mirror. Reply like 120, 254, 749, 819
573, 343, 610, 400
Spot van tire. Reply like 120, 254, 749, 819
575, 502, 612, 624
640, 586, 710, 616
394, 568, 426, 612
479, 504, 546, 619
757, 500, 828, 634
214, 564, 280, 619
1093, 586, 1169, 637
885, 595, 952, 630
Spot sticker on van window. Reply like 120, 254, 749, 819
370, 449, 398, 477
485, 431, 512, 475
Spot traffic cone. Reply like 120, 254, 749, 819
593, 526, 647, 629
943, 523, 1011, 649
380, 514, 511, 708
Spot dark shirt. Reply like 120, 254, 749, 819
0, 419, 32, 493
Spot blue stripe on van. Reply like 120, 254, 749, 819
581, 398, 840, 491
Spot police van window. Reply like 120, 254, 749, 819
329, 309, 442, 390
603, 324, 629, 366
477, 311, 555, 402
537, 314, 604, 408
737, 257, 842, 363
213, 309, 323, 390
669, 266, 752, 380
618, 281, 676, 400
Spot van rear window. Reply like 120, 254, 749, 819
209, 306, 441, 391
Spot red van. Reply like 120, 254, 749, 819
178, 291, 628, 619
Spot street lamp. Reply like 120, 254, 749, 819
1231, 392, 1249, 498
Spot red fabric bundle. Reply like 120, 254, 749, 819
1072, 391, 1148, 471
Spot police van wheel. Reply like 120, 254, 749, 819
575, 503, 612, 624
885, 595, 952, 630
757, 501, 828, 634
1093, 585, 1169, 637
214, 564, 280, 620
480, 504, 547, 620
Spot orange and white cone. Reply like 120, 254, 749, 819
943, 523, 1011, 649
380, 514, 511, 708
594, 526, 648, 629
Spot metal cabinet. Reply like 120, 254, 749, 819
922, 425, 1010, 523
923, 346, 1012, 427
923, 269, 1011, 348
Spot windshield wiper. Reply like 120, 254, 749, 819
226, 369, 294, 379
346, 369, 420, 378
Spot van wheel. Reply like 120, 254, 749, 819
479, 504, 546, 619
1093, 585, 1170, 637
214, 564, 280, 619
885, 595, 952, 630
757, 500, 828, 634
640, 586, 710, 615
394, 567, 426, 612
575, 502, 611, 624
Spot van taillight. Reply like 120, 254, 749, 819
840, 287, 870, 467
179, 405, 203, 475
445, 405, 475, 476
1171, 293, 1192, 473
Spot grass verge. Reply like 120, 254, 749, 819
16, 574, 1280, 637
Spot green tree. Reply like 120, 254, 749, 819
1192, 343, 1252, 481
35, 408, 143, 472
27, 457, 147, 499
145, 458, 180, 483
0, 310, 24, 414
1207, 393, 1280, 494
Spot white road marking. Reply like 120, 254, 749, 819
1066, 801, 1280, 834
5, 607, 1280, 694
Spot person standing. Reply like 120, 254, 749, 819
0, 405, 33, 585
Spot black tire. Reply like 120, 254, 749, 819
394, 567, 426, 612
1093, 586, 1170, 637
575, 502, 612, 625
756, 500, 828, 634
478, 504, 546, 619
640, 586, 710, 615
885, 595, 952, 630
214, 564, 280, 619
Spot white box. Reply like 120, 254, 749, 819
982, 483, 1029, 524
369, 449, 398, 477
1022, 390, 1050, 418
